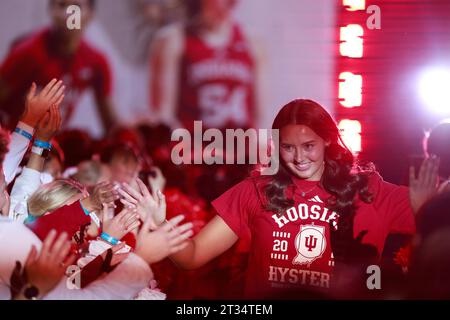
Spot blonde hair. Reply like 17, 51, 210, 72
28, 179, 85, 217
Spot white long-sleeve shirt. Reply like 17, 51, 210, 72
3, 122, 34, 185
8, 167, 41, 222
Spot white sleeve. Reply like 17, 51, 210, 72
8, 167, 42, 222
3, 122, 34, 185
42, 253, 153, 300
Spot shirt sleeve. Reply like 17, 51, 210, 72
9, 167, 41, 222
369, 173, 416, 234
3, 122, 34, 185
211, 178, 261, 238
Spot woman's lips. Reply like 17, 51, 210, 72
294, 162, 312, 171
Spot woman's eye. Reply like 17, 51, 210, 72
282, 145, 293, 151
305, 144, 314, 150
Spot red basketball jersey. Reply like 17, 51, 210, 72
178, 24, 255, 130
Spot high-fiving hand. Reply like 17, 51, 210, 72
22, 79, 65, 127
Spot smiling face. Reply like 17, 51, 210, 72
279, 124, 327, 181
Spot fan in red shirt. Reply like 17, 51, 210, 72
151, 99, 440, 299
150, 0, 267, 131
0, 0, 117, 132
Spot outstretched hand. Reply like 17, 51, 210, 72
118, 178, 166, 229
23, 230, 75, 298
409, 155, 440, 214
101, 204, 140, 240
35, 104, 62, 142
135, 214, 193, 264
21, 79, 65, 127
81, 181, 120, 213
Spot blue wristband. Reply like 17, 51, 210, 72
79, 200, 90, 216
14, 127, 33, 141
33, 139, 52, 150
100, 232, 119, 245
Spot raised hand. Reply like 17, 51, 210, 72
21, 79, 65, 127
35, 104, 62, 142
409, 155, 440, 214
135, 214, 193, 264
23, 230, 75, 298
147, 167, 166, 194
101, 204, 140, 240
81, 181, 120, 213
118, 178, 166, 229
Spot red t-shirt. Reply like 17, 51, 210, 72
178, 24, 255, 130
27, 201, 91, 242
0, 28, 112, 128
212, 173, 415, 299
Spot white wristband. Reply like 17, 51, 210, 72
31, 146, 44, 156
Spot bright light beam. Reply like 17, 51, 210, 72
419, 68, 450, 114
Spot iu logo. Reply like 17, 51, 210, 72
305, 235, 317, 252
293, 224, 326, 266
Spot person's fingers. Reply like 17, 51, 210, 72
124, 212, 139, 225
136, 178, 152, 198
126, 220, 141, 232
118, 188, 139, 204
119, 198, 137, 209
96, 181, 110, 189
41, 79, 58, 97
49, 232, 69, 261
417, 158, 429, 184
423, 156, 438, 188
37, 111, 50, 129
157, 190, 166, 208
170, 229, 194, 245
49, 83, 65, 104
24, 245, 38, 267
118, 211, 136, 227
147, 177, 156, 197
41, 229, 58, 256
103, 201, 117, 209
162, 215, 185, 232
45, 80, 63, 99
55, 241, 72, 264
122, 182, 144, 201
26, 82, 37, 101
140, 209, 155, 233
101, 194, 119, 205
438, 179, 450, 193
55, 94, 65, 107
115, 208, 131, 222
170, 241, 189, 255
48, 105, 57, 130
100, 183, 119, 194
102, 202, 117, 210
169, 222, 193, 239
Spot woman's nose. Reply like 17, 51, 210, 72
294, 148, 304, 163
